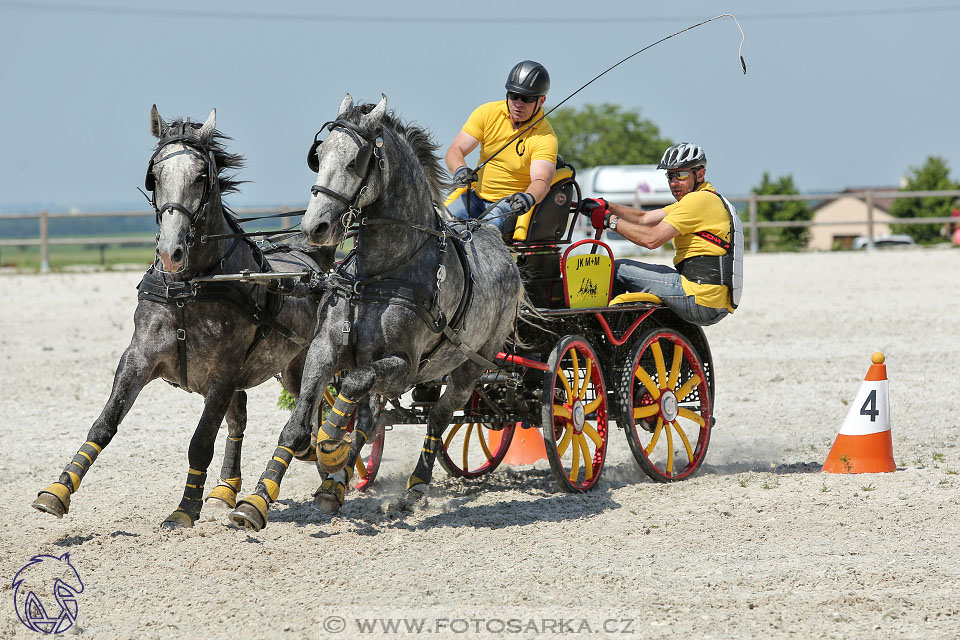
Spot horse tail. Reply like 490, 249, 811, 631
510, 278, 552, 350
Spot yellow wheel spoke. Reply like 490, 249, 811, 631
578, 358, 594, 400
677, 407, 705, 427
475, 423, 493, 463
667, 343, 683, 390
444, 422, 464, 449
675, 374, 702, 401
323, 388, 336, 407
665, 420, 675, 473
633, 405, 659, 420
569, 432, 582, 482
644, 418, 664, 454
582, 422, 604, 449
634, 366, 661, 399
577, 435, 594, 481
557, 370, 573, 403
570, 348, 580, 397
672, 420, 694, 462
355, 457, 367, 478
553, 404, 572, 420
584, 395, 603, 414
556, 423, 573, 457
651, 341, 667, 387
462, 423, 475, 470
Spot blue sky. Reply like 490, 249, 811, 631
1, 1, 958, 212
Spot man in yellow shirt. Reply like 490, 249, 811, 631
581, 142, 742, 325
444, 60, 558, 237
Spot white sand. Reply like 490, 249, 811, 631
1, 247, 959, 639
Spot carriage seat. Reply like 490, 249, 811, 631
609, 292, 663, 306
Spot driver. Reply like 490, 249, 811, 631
581, 142, 742, 325
444, 60, 558, 239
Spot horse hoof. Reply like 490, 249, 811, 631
228, 499, 267, 532
160, 510, 195, 529
316, 438, 351, 474
312, 478, 346, 514
32, 484, 71, 518
395, 485, 428, 511
205, 485, 238, 510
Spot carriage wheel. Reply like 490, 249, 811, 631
438, 409, 517, 479
541, 335, 609, 492
320, 387, 384, 492
619, 328, 712, 482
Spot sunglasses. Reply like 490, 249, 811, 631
666, 169, 698, 181
506, 92, 540, 104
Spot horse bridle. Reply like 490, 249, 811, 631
307, 119, 383, 230
144, 123, 218, 229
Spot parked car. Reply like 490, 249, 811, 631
851, 234, 915, 250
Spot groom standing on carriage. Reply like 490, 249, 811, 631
444, 60, 558, 240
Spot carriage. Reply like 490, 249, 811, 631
343, 156, 716, 494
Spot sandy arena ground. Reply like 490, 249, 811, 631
1, 248, 959, 639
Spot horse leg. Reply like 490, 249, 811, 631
228, 347, 337, 532
204, 390, 247, 510
313, 394, 379, 514
33, 347, 153, 518
404, 362, 485, 503
161, 386, 236, 529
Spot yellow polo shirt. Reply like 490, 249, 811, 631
663, 182, 735, 312
461, 101, 558, 202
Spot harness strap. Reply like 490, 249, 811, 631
174, 301, 188, 388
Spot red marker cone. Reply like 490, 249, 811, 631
490, 424, 547, 465
822, 352, 896, 474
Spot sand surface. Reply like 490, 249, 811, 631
1, 248, 959, 639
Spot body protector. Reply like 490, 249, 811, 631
676, 190, 743, 309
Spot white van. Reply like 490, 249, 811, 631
570, 164, 675, 257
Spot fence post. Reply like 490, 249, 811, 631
39, 210, 50, 273
865, 190, 875, 250
281, 205, 290, 232
748, 194, 759, 253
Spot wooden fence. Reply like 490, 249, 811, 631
1, 190, 959, 271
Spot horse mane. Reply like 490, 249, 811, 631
155, 119, 247, 197
339, 103, 452, 204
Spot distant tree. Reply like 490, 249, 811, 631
889, 156, 959, 243
548, 103, 672, 169
751, 173, 812, 251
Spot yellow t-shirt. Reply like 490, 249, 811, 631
663, 182, 735, 312
461, 101, 558, 202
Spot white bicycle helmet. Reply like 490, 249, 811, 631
658, 142, 707, 171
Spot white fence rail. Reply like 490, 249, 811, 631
2, 190, 959, 271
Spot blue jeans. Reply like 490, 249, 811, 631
447, 191, 513, 232
613, 259, 729, 326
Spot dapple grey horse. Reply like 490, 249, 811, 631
32, 106, 330, 528
228, 94, 524, 530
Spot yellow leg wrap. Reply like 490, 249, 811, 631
34, 483, 72, 516
206, 481, 240, 508
162, 509, 195, 528
317, 434, 353, 474
66, 471, 82, 492
316, 477, 346, 509
262, 479, 280, 502
406, 475, 427, 491
238, 494, 269, 522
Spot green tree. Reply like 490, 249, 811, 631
548, 103, 672, 169
751, 173, 812, 251
889, 156, 959, 243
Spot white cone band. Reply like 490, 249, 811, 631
839, 379, 890, 436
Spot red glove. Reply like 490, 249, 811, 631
580, 198, 610, 230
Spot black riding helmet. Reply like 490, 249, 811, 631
505, 60, 550, 97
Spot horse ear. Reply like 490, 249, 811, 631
360, 94, 387, 131
338, 93, 354, 117
150, 104, 168, 139
199, 108, 216, 140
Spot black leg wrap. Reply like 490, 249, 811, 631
59, 441, 103, 493
258, 446, 294, 503
175, 469, 207, 520
320, 394, 358, 439
219, 435, 243, 479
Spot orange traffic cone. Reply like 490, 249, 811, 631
822, 352, 896, 474
490, 424, 547, 465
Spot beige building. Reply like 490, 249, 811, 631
807, 189, 897, 250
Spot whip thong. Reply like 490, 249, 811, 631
476, 13, 747, 172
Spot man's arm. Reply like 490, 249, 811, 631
445, 131, 480, 173
606, 203, 678, 250
526, 159, 557, 204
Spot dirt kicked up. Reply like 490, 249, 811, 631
1, 247, 958, 639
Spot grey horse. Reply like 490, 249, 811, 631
228, 94, 524, 530
32, 106, 329, 528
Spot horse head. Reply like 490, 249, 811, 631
146, 105, 222, 274
302, 93, 388, 246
